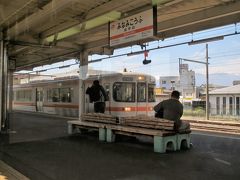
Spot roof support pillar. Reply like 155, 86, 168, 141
7, 70, 14, 114
0, 32, 9, 131
79, 50, 89, 121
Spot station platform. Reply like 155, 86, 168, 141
0, 111, 240, 180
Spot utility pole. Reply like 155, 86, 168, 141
206, 44, 209, 120
187, 36, 224, 120
179, 57, 209, 120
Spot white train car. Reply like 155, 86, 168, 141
13, 72, 156, 117
85, 72, 156, 117
13, 77, 79, 117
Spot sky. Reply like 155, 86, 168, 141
28, 23, 240, 86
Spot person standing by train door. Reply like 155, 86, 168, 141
86, 80, 107, 113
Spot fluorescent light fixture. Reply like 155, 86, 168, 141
152, 0, 173, 6
46, 11, 121, 42
188, 36, 224, 45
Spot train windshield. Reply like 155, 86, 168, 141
113, 82, 135, 102
148, 84, 155, 102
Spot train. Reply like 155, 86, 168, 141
13, 72, 156, 117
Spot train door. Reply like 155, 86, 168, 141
36, 88, 43, 112
148, 83, 156, 116
103, 83, 110, 114
137, 82, 147, 116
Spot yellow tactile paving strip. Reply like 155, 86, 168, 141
0, 161, 29, 180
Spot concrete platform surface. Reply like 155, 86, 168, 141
0, 112, 240, 180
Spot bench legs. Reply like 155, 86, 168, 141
68, 123, 73, 134
68, 123, 106, 141
177, 133, 191, 150
154, 136, 177, 153
99, 128, 116, 142
106, 129, 116, 142
99, 128, 106, 141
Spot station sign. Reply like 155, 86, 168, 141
109, 7, 157, 47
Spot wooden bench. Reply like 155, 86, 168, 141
68, 114, 191, 153
68, 120, 107, 141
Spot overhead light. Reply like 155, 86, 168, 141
152, 0, 172, 6
46, 11, 121, 42
142, 49, 151, 65
188, 36, 224, 45
143, 59, 151, 65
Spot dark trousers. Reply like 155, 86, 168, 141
94, 102, 106, 113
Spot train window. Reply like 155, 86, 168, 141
47, 88, 60, 102
48, 88, 72, 103
137, 83, 146, 102
148, 84, 155, 102
16, 90, 32, 101
59, 88, 72, 103
113, 82, 135, 102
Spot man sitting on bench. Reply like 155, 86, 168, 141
154, 90, 190, 132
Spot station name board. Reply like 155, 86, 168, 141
109, 8, 157, 47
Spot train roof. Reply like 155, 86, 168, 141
13, 75, 79, 87
86, 72, 155, 79
13, 72, 155, 87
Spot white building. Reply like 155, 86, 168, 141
159, 64, 195, 99
209, 84, 240, 116
159, 76, 179, 90
176, 64, 195, 98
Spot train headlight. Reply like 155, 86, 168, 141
124, 107, 131, 112
138, 76, 145, 80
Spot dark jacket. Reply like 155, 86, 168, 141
154, 98, 183, 123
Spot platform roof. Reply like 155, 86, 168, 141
1, 0, 240, 70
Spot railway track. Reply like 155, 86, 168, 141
184, 119, 240, 135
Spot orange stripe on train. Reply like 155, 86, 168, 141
13, 102, 153, 111
106, 106, 153, 112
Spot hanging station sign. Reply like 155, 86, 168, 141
109, 7, 157, 47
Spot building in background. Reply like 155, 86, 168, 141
233, 80, 240, 85
155, 87, 171, 102
176, 63, 195, 99
209, 84, 240, 116
159, 76, 179, 90
159, 63, 195, 101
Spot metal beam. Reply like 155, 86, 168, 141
6, 0, 78, 38
157, 0, 240, 37
0, 0, 37, 27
